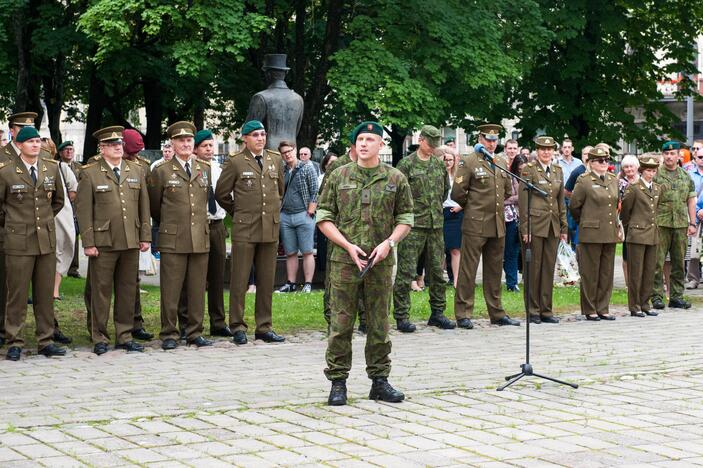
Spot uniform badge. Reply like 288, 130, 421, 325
15, 167, 22, 174
171, 173, 177, 179
47, 192, 52, 199
458, 160, 465, 168
269, 164, 275, 172
246, 179, 253, 188
455, 176, 463, 183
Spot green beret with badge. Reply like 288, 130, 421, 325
444, 137, 455, 145
93, 126, 124, 143
15, 126, 41, 142
419, 125, 441, 148
241, 120, 265, 135
167, 121, 196, 139
477, 123, 502, 141
8, 112, 38, 127
351, 121, 383, 142
57, 141, 73, 152
194, 129, 214, 147
662, 140, 680, 151
534, 136, 557, 149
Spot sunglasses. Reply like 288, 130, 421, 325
591, 158, 608, 164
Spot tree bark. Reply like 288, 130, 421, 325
83, 67, 108, 160
13, 0, 44, 127
42, 54, 65, 144
387, 127, 408, 167
143, 79, 163, 149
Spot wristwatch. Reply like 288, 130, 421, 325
387, 238, 396, 248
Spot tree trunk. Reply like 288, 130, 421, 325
292, 0, 306, 95
83, 68, 108, 160
42, 55, 66, 144
387, 127, 408, 167
13, 0, 43, 127
143, 79, 163, 149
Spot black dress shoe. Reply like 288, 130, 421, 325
132, 328, 154, 341
6, 346, 21, 361
94, 343, 109, 355
491, 316, 520, 326
669, 298, 691, 309
53, 330, 72, 345
328, 380, 347, 406
187, 336, 213, 347
255, 331, 285, 343
210, 326, 233, 337
357, 323, 367, 334
369, 377, 404, 403
541, 316, 560, 324
598, 314, 616, 321
457, 318, 474, 329
115, 341, 144, 352
644, 310, 659, 316
630, 311, 646, 317
0, 336, 5, 347
396, 319, 416, 333
585, 314, 601, 321
652, 298, 666, 309
529, 316, 541, 324
161, 338, 178, 350
232, 330, 247, 345
427, 313, 456, 329
39, 343, 66, 357
67, 271, 81, 279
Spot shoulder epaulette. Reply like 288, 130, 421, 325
43, 158, 58, 164
152, 159, 169, 169
527, 162, 534, 167
82, 162, 97, 169
197, 159, 211, 166
266, 149, 281, 156
0, 162, 6, 169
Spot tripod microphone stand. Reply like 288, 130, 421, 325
480, 153, 578, 391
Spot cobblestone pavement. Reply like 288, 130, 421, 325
2, 300, 703, 467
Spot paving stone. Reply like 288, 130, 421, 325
35, 456, 87, 467
0, 447, 27, 461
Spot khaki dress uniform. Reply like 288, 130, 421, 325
518, 160, 567, 319
150, 156, 211, 342
569, 170, 620, 316
76, 157, 151, 346
215, 148, 284, 334
620, 178, 661, 313
0, 148, 12, 344
451, 152, 512, 321
0, 157, 64, 349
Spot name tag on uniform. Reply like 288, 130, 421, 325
361, 189, 371, 204
167, 179, 181, 186
592, 184, 601, 189
127, 178, 139, 183
538, 180, 548, 184
96, 185, 109, 191
339, 183, 357, 189
243, 171, 254, 176
11, 184, 26, 190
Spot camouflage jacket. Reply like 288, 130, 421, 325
317, 162, 414, 266
396, 152, 449, 229
654, 166, 695, 228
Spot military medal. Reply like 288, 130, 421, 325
246, 179, 253, 188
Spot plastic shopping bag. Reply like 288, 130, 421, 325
556, 240, 579, 285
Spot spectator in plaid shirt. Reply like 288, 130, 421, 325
276, 141, 319, 293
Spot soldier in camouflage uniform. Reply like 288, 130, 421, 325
393, 125, 454, 332
652, 141, 697, 309
317, 121, 413, 406
318, 125, 366, 332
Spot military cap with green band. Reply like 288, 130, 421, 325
15, 126, 41, 142
92, 126, 124, 143
351, 121, 383, 142
241, 120, 265, 135
194, 129, 214, 147
477, 123, 502, 141
8, 112, 38, 127
167, 121, 196, 139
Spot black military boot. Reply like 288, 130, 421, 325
328, 380, 347, 406
396, 319, 416, 333
427, 310, 456, 329
369, 377, 405, 403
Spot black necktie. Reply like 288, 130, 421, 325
545, 166, 550, 175
30, 166, 37, 185
600, 175, 605, 182
255, 155, 263, 170
208, 186, 217, 215
113, 167, 120, 182
185, 162, 191, 178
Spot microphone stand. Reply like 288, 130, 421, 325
482, 154, 578, 392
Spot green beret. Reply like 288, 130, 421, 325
242, 120, 265, 135
419, 125, 441, 148
15, 126, 40, 143
444, 137, 455, 144
348, 123, 363, 145
57, 141, 73, 151
194, 129, 214, 147
352, 121, 383, 143
662, 140, 680, 151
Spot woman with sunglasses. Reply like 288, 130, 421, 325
569, 146, 622, 321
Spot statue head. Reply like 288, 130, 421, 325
262, 54, 290, 83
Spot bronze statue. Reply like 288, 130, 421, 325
246, 54, 304, 150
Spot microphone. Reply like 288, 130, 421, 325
474, 143, 494, 163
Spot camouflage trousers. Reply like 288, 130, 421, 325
323, 246, 365, 327
324, 261, 392, 381
653, 227, 687, 301
393, 228, 446, 320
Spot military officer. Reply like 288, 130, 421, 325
393, 125, 454, 332
0, 112, 38, 159
0, 126, 66, 360
76, 126, 152, 355
215, 120, 286, 345
317, 121, 414, 406
318, 125, 366, 333
518, 136, 567, 324
57, 140, 82, 279
149, 121, 213, 350
569, 146, 621, 320
451, 124, 519, 329
651, 141, 697, 309
177, 129, 232, 337
620, 155, 662, 317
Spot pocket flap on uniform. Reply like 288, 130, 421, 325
159, 223, 177, 234
95, 220, 111, 232
234, 213, 251, 224
6, 223, 26, 234
581, 219, 600, 228
46, 222, 54, 232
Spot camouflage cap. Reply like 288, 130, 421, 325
662, 140, 680, 151
167, 121, 196, 139
15, 126, 41, 142
8, 112, 38, 127
477, 123, 502, 141
534, 136, 557, 149
639, 154, 659, 169
92, 125, 124, 143
419, 125, 441, 148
